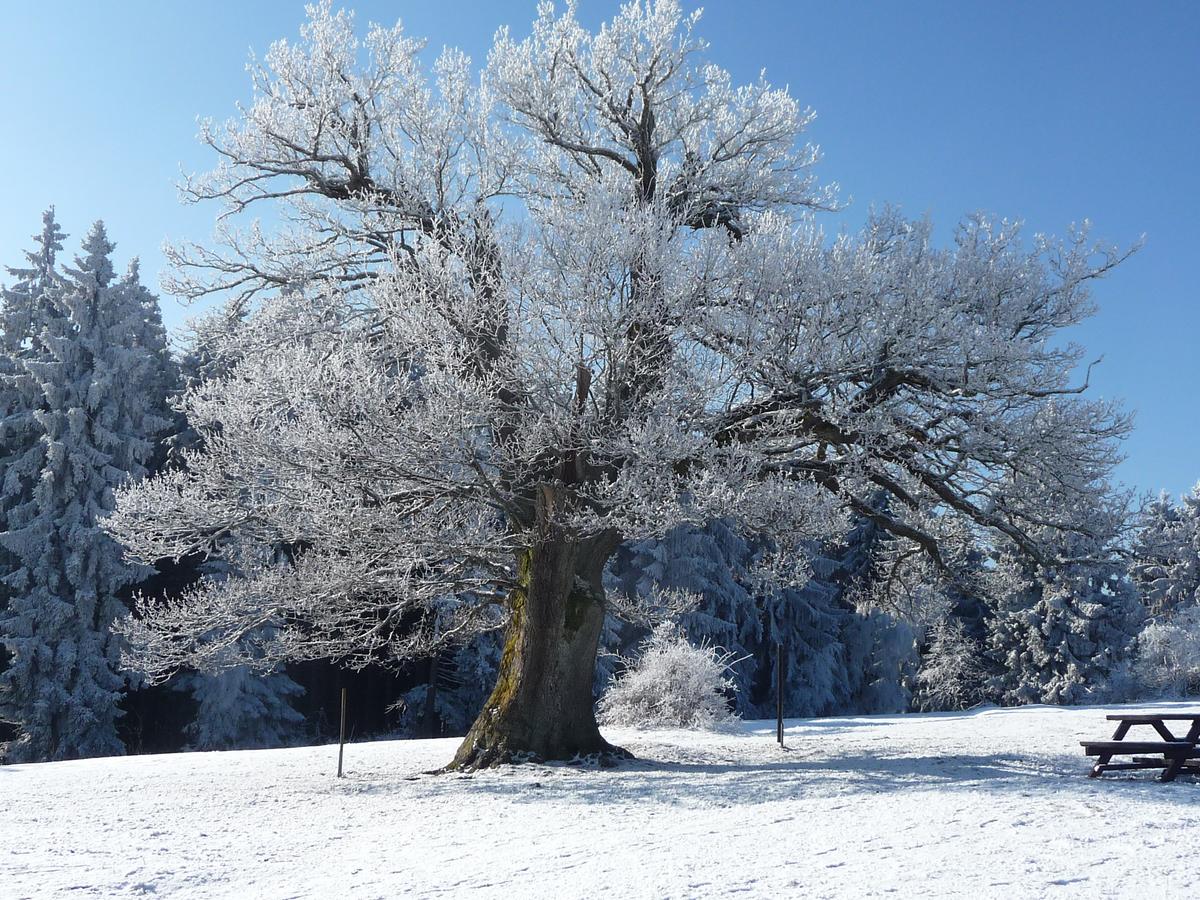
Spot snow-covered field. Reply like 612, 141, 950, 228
3, 702, 1198, 899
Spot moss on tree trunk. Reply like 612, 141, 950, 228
447, 489, 628, 770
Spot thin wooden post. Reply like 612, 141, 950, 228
776, 640, 784, 747
337, 687, 347, 778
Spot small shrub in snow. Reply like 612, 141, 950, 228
1133, 607, 1200, 698
597, 627, 739, 730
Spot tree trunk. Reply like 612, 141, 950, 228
447, 488, 628, 770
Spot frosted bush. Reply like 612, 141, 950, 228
597, 628, 739, 730
1133, 607, 1200, 698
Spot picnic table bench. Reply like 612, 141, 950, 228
1081, 712, 1200, 781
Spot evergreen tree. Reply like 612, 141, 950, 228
171, 549, 309, 751
0, 222, 173, 761
0, 208, 66, 355
808, 508, 918, 715
909, 543, 997, 711
1133, 605, 1200, 698
977, 469, 1143, 706
606, 521, 763, 713
160, 573, 311, 749
988, 543, 1144, 706
174, 659, 306, 751
607, 515, 916, 719
396, 626, 505, 738
0, 209, 66, 745
1, 210, 68, 601
840, 608, 917, 713
765, 574, 857, 718
117, 259, 181, 470
1126, 489, 1200, 700
1130, 491, 1199, 617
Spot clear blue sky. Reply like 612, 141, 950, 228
2, 1, 1197, 496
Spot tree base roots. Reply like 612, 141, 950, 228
440, 737, 633, 773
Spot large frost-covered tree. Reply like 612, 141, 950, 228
109, 2, 1133, 768
0, 222, 174, 761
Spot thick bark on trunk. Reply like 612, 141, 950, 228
447, 490, 628, 770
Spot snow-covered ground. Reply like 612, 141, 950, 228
3, 702, 1198, 899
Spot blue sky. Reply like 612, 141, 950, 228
1, 1, 1197, 496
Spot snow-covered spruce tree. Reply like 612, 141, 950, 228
987, 487, 1144, 706
0, 210, 68, 603
396, 622, 505, 738
763, 518, 915, 718
840, 608, 917, 713
174, 658, 306, 751
169, 545, 308, 751
907, 545, 997, 711
1129, 490, 1199, 617
816, 503, 918, 714
0, 209, 66, 358
1127, 489, 1200, 699
0, 210, 68, 726
108, 3, 1132, 769
118, 259, 181, 470
391, 591, 506, 738
0, 222, 173, 761
761, 574, 853, 718
607, 512, 916, 718
176, 636, 308, 752
606, 520, 762, 712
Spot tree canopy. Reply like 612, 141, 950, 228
106, 1, 1134, 766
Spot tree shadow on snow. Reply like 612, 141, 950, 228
387, 747, 1200, 810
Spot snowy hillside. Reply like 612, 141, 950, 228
4, 702, 1198, 899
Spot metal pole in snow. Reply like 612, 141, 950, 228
776, 640, 784, 747
337, 687, 348, 778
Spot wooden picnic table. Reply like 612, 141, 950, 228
1081, 712, 1200, 781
